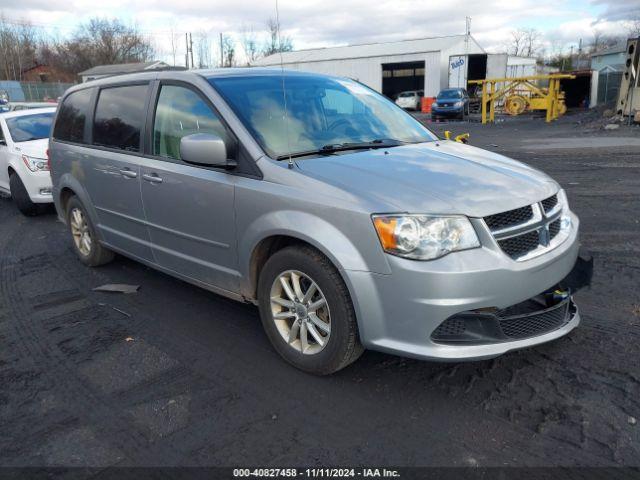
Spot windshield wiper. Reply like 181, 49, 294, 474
276, 139, 406, 160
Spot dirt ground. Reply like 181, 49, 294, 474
0, 111, 639, 471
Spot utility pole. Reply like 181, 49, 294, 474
464, 17, 471, 54
185, 33, 190, 68
569, 45, 574, 71
578, 38, 583, 69
220, 33, 224, 67
189, 32, 195, 69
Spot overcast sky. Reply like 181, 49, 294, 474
2, 0, 639, 65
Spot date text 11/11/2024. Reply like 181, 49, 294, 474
232, 468, 401, 478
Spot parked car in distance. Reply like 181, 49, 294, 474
8, 101, 58, 111
0, 107, 56, 215
395, 90, 423, 110
431, 88, 470, 120
50, 69, 588, 375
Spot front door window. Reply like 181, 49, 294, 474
153, 85, 229, 161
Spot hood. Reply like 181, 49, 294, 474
295, 141, 558, 218
12, 138, 48, 159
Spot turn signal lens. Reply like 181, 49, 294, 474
373, 217, 398, 250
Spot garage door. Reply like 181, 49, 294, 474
382, 61, 425, 100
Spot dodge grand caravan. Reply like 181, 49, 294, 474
49, 69, 591, 375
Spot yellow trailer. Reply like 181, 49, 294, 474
468, 74, 576, 123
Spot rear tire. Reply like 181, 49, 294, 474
9, 172, 38, 216
66, 196, 114, 267
258, 245, 364, 375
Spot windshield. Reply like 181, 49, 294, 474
438, 90, 463, 100
209, 75, 437, 158
6, 112, 54, 142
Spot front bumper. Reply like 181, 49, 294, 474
431, 106, 463, 116
431, 255, 592, 344
396, 101, 418, 109
16, 167, 53, 204
344, 212, 588, 361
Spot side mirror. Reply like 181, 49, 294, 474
179, 133, 236, 169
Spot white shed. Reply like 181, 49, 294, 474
252, 35, 485, 98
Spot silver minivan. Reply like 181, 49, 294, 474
50, 69, 591, 374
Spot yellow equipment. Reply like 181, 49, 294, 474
443, 131, 470, 144
468, 74, 575, 124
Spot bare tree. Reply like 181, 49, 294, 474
262, 17, 293, 57
195, 31, 212, 68
0, 16, 40, 81
169, 24, 180, 67
507, 28, 542, 57
626, 17, 640, 38
588, 29, 625, 54
240, 25, 260, 65
221, 34, 236, 68
40, 18, 154, 76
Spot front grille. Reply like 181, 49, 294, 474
498, 301, 569, 339
484, 205, 533, 231
541, 194, 558, 213
497, 230, 540, 259
486, 193, 565, 261
549, 219, 561, 239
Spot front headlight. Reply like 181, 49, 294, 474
557, 189, 572, 232
454, 101, 464, 107
373, 214, 480, 260
557, 188, 569, 211
22, 155, 48, 172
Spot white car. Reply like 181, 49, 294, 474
0, 108, 56, 215
395, 90, 423, 110
8, 102, 58, 111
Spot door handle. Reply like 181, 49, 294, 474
119, 168, 137, 179
142, 173, 163, 184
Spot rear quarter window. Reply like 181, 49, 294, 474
93, 84, 148, 152
53, 88, 93, 143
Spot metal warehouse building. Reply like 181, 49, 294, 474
253, 34, 537, 99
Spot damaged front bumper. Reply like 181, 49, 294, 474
431, 254, 593, 345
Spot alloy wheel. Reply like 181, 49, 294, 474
270, 270, 331, 355
69, 207, 92, 257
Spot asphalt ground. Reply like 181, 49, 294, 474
1, 112, 639, 474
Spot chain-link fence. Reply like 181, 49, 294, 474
0, 81, 76, 103
20, 81, 76, 101
597, 70, 623, 107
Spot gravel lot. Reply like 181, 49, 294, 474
1, 112, 639, 470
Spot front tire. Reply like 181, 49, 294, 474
258, 245, 363, 375
66, 196, 114, 267
9, 172, 38, 216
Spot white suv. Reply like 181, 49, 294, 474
395, 90, 423, 110
0, 107, 56, 215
